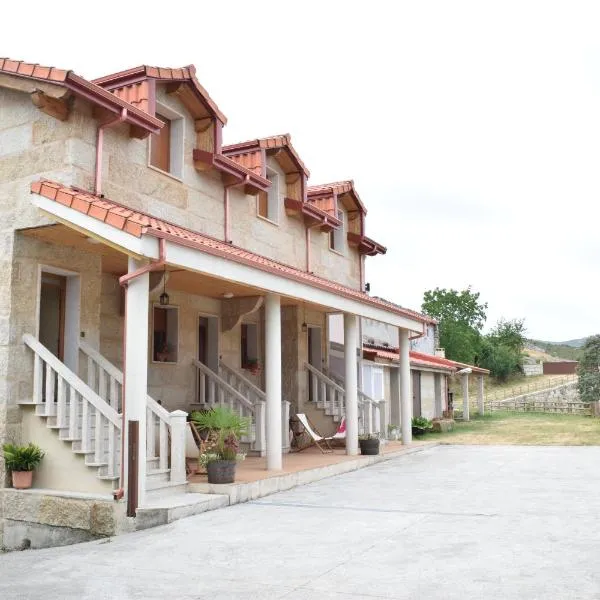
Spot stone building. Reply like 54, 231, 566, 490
0, 58, 431, 546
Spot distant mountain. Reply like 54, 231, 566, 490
553, 338, 587, 348
527, 338, 586, 361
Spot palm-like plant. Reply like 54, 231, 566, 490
190, 407, 250, 461
3, 443, 45, 472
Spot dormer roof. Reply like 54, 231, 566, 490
223, 134, 309, 178
93, 64, 227, 125
307, 180, 367, 215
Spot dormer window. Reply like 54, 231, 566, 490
149, 105, 184, 179
257, 166, 279, 223
329, 209, 345, 253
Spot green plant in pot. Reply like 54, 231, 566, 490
358, 433, 380, 455
3, 443, 45, 489
411, 416, 433, 436
191, 406, 250, 484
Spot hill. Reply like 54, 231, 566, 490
527, 338, 584, 361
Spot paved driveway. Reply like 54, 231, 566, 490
1, 445, 600, 599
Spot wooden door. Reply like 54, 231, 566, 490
39, 274, 66, 360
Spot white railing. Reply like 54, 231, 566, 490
24, 334, 121, 479
79, 340, 183, 484
79, 340, 122, 412
219, 361, 266, 407
306, 363, 345, 420
193, 359, 265, 454
312, 365, 385, 436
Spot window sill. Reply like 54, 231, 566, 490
148, 164, 184, 183
328, 247, 345, 257
256, 214, 280, 227
151, 360, 178, 365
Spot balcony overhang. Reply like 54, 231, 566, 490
284, 198, 341, 232
29, 180, 426, 332
347, 232, 386, 256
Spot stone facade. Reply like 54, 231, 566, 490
0, 76, 360, 499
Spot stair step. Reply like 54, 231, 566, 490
85, 461, 108, 468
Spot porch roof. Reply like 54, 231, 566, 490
29, 180, 429, 331
363, 344, 489, 375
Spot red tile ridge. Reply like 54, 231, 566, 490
30, 180, 431, 326
0, 58, 69, 82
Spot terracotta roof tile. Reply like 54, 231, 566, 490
31, 179, 431, 326
0, 58, 69, 82
307, 180, 366, 214
92, 64, 227, 125
0, 58, 162, 134
223, 134, 310, 177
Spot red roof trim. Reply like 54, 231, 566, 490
0, 58, 163, 134
193, 150, 270, 192
307, 181, 367, 215
30, 180, 431, 326
347, 232, 386, 256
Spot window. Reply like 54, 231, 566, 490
329, 209, 345, 252
149, 106, 184, 179
362, 364, 384, 400
153, 305, 179, 363
241, 323, 259, 369
257, 166, 279, 222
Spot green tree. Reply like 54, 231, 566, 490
577, 335, 600, 404
421, 287, 488, 364
489, 318, 526, 355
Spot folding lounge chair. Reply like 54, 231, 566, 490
294, 413, 345, 454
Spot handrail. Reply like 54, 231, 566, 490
24, 334, 120, 428
193, 359, 256, 412
79, 340, 122, 381
219, 361, 266, 400
305, 362, 345, 393
79, 340, 170, 421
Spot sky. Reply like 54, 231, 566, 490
4, 0, 600, 341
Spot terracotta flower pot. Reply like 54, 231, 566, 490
12, 470, 33, 489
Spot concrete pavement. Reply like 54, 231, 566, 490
1, 445, 600, 599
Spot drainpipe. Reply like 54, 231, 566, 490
409, 321, 427, 341
113, 238, 166, 501
223, 174, 249, 243
95, 108, 127, 196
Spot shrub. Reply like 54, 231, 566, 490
3, 443, 45, 472
411, 417, 433, 435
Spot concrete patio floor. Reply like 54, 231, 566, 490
2, 444, 600, 599
188, 440, 429, 484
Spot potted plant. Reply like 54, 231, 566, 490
358, 433, 380, 455
246, 359, 261, 376
190, 406, 250, 484
3, 443, 45, 489
411, 416, 433, 436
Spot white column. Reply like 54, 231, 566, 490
434, 373, 442, 418
462, 374, 470, 421
124, 257, 149, 507
344, 313, 359, 455
399, 328, 412, 444
265, 293, 282, 470
477, 374, 485, 416
169, 410, 188, 484
390, 366, 401, 428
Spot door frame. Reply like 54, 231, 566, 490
36, 265, 81, 373
196, 312, 220, 372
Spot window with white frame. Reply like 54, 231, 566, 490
329, 209, 345, 253
149, 104, 184, 179
363, 363, 384, 400
257, 166, 279, 222
153, 305, 179, 363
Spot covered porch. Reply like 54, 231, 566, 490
23, 180, 426, 512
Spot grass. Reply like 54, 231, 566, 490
418, 411, 600, 446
